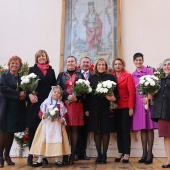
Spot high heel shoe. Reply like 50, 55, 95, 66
4, 156, 15, 165
144, 154, 153, 164
138, 155, 147, 163
69, 154, 75, 165
114, 154, 123, 162
95, 154, 102, 164
101, 154, 107, 164
114, 157, 121, 162
122, 159, 129, 163
0, 157, 4, 168
162, 164, 170, 168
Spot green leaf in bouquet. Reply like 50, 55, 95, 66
18, 62, 29, 76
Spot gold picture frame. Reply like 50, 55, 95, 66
60, 0, 121, 71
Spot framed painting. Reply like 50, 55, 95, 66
60, 0, 121, 71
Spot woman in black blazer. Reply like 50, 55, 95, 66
0, 56, 26, 168
86, 58, 119, 164
26, 50, 56, 165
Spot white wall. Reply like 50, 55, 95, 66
0, 0, 62, 74
122, 0, 170, 73
0, 0, 169, 157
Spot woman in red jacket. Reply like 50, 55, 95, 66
112, 58, 135, 163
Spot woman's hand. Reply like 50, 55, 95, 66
68, 95, 77, 102
85, 111, 89, 116
58, 118, 64, 124
129, 108, 134, 117
141, 97, 148, 104
19, 91, 26, 100
106, 94, 116, 101
148, 93, 154, 100
42, 114, 48, 119
29, 93, 38, 103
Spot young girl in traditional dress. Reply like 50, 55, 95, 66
29, 86, 70, 167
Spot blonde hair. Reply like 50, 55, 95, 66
94, 58, 108, 74
35, 50, 50, 64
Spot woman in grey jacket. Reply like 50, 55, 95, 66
151, 58, 170, 168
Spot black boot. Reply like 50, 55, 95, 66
43, 158, 48, 164
0, 157, 4, 168
4, 156, 15, 165
62, 155, 68, 165
27, 155, 33, 166
69, 154, 75, 165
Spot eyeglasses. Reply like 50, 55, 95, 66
10, 62, 20, 66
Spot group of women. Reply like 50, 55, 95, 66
0, 50, 170, 168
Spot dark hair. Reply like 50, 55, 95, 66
133, 53, 144, 61
66, 56, 77, 63
80, 56, 91, 63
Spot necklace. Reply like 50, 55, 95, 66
51, 99, 58, 107
69, 77, 72, 86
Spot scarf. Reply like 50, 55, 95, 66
37, 63, 49, 76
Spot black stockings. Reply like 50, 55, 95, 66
0, 133, 14, 157
94, 132, 110, 156
66, 126, 78, 155
141, 130, 154, 160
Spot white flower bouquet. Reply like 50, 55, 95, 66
147, 64, 163, 80
66, 79, 92, 104
72, 79, 92, 96
46, 104, 60, 122
95, 80, 117, 109
0, 64, 8, 75
20, 73, 40, 94
14, 129, 28, 157
95, 80, 117, 97
138, 75, 160, 107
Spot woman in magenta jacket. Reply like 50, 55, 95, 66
112, 58, 135, 163
132, 53, 157, 164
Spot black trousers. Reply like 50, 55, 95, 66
115, 108, 131, 154
28, 127, 36, 150
75, 117, 89, 155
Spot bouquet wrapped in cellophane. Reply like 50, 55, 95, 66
20, 73, 40, 94
95, 80, 117, 110
66, 79, 92, 104
45, 104, 66, 125
138, 75, 160, 109
72, 79, 92, 95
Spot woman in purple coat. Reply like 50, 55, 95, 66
131, 53, 157, 164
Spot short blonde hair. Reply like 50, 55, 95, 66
35, 50, 50, 64
8, 56, 23, 70
94, 58, 108, 74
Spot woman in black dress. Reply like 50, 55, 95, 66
26, 50, 56, 165
85, 58, 119, 164
0, 56, 26, 168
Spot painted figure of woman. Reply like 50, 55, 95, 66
83, 1, 102, 57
